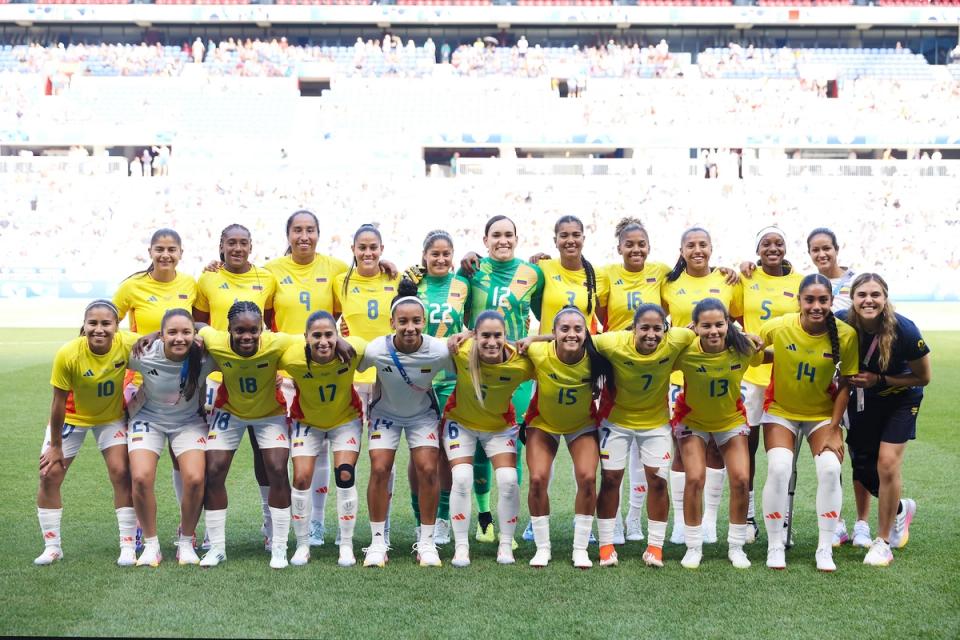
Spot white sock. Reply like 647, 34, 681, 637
116, 507, 137, 550
704, 467, 726, 530
178, 533, 194, 550
685, 524, 703, 552
763, 447, 793, 549
311, 444, 329, 522
728, 522, 747, 550
648, 520, 667, 548
259, 486, 271, 525
597, 517, 616, 548
815, 451, 842, 550
747, 490, 756, 520
291, 488, 312, 546
337, 485, 358, 545
449, 464, 473, 547
627, 444, 647, 521
573, 514, 593, 552
495, 466, 520, 544
369, 520, 387, 548
531, 515, 551, 551
38, 507, 62, 548
143, 535, 160, 551
269, 506, 290, 551
172, 469, 183, 505
205, 509, 227, 549
420, 523, 435, 546
670, 470, 686, 532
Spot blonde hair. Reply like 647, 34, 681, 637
848, 273, 897, 371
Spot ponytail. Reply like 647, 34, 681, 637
124, 228, 182, 281
554, 215, 596, 315
342, 223, 382, 296
668, 227, 711, 282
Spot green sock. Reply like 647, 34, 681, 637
438, 490, 451, 521
474, 448, 492, 513
411, 492, 421, 526
515, 439, 524, 486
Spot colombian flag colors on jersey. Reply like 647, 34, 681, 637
673, 340, 763, 432
600, 262, 670, 331
444, 339, 534, 432
195, 267, 276, 331
524, 341, 596, 434
113, 272, 197, 334
279, 336, 366, 429
535, 259, 609, 335
333, 270, 401, 384
265, 254, 349, 334
740, 269, 804, 387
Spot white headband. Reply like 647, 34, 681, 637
755, 226, 786, 252
390, 296, 425, 315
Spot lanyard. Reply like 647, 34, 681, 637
856, 335, 880, 412
385, 336, 432, 394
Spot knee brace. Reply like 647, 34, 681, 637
335, 464, 355, 489
850, 447, 881, 497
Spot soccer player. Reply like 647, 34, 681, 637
519, 307, 610, 568
196, 301, 295, 569
35, 300, 139, 567
357, 280, 454, 568
127, 309, 215, 567
807, 228, 856, 312
444, 311, 534, 567
593, 304, 696, 568
839, 273, 931, 566
759, 274, 859, 571
661, 227, 743, 545
279, 311, 365, 568
672, 299, 763, 569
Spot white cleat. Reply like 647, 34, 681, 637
766, 545, 786, 570
177, 543, 200, 566
362, 544, 389, 568
416, 542, 442, 567
572, 549, 593, 569
199, 548, 227, 568
625, 517, 645, 542
117, 547, 137, 567
815, 547, 837, 573
852, 520, 872, 548
889, 498, 916, 549
34, 547, 63, 566
728, 547, 751, 569
434, 519, 451, 545
496, 542, 515, 565
290, 545, 311, 566
529, 548, 552, 568
833, 518, 850, 547
451, 545, 471, 568
702, 522, 718, 545
136, 546, 162, 568
863, 537, 894, 567
338, 544, 356, 567
270, 546, 289, 570
613, 516, 626, 546
309, 520, 326, 547
681, 547, 703, 569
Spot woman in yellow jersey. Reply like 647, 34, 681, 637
518, 307, 611, 569
279, 311, 366, 568
444, 311, 534, 567
35, 301, 139, 567
661, 226, 743, 546
672, 298, 763, 570
759, 274, 858, 572
593, 304, 695, 569
735, 226, 803, 544
195, 301, 296, 570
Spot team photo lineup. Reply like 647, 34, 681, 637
35, 211, 933, 576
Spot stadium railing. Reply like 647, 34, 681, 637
0, 155, 128, 176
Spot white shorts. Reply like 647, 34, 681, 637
206, 410, 289, 452
674, 423, 751, 447
529, 424, 597, 447
598, 420, 672, 472
42, 419, 127, 459
291, 419, 363, 457
367, 414, 441, 451
742, 382, 766, 427
127, 416, 208, 458
443, 420, 519, 460
761, 412, 833, 438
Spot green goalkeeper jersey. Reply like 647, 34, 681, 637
459, 257, 544, 341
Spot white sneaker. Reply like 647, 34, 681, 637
613, 516, 626, 546
832, 518, 850, 547
309, 520, 325, 547
681, 547, 703, 569
117, 547, 137, 567
625, 517, 645, 542
572, 549, 593, 569
34, 547, 63, 566
766, 545, 786, 570
889, 498, 916, 549
863, 537, 894, 567
290, 545, 311, 566
416, 542, 441, 567
852, 520, 872, 548
199, 548, 226, 568
670, 524, 685, 545
434, 519, 451, 545
452, 545, 471, 568
177, 543, 200, 566
529, 548, 552, 567
338, 544, 356, 567
745, 517, 758, 545
703, 521, 718, 544
362, 544, 388, 568
136, 545, 162, 568
815, 546, 836, 572
496, 542, 515, 565
270, 546, 288, 569
728, 546, 751, 569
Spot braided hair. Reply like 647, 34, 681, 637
219, 223, 251, 263
304, 310, 338, 370
667, 227, 712, 282
160, 308, 204, 401
553, 306, 612, 400
799, 273, 841, 368
227, 300, 262, 325
284, 210, 320, 256
124, 229, 182, 280
554, 215, 597, 316
691, 298, 755, 357
342, 223, 383, 296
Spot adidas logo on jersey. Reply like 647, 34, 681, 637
787, 344, 798, 351
614, 278, 624, 286
351, 287, 361, 294
303, 372, 314, 379
281, 276, 294, 285
382, 366, 393, 373
219, 283, 229, 290
751, 284, 760, 290
677, 288, 687, 295
548, 373, 559, 380
83, 369, 94, 377
147, 295, 158, 302
223, 362, 232, 367
696, 365, 707, 373
146, 369, 160, 376
552, 275, 562, 282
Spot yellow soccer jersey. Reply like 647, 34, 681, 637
662, 270, 743, 386
594, 328, 696, 430
536, 259, 609, 335
740, 269, 804, 387
445, 340, 534, 432
50, 332, 140, 427
760, 313, 859, 422
265, 254, 349, 334
333, 270, 400, 384
280, 336, 366, 429
600, 262, 671, 331
524, 341, 595, 435
674, 341, 764, 432
195, 267, 277, 331
199, 327, 294, 419
113, 272, 197, 334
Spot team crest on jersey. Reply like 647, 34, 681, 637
83, 369, 94, 377
147, 295, 158, 302
281, 276, 294, 285
219, 283, 230, 290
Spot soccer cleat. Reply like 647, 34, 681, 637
832, 518, 850, 547
496, 542, 515, 565
522, 521, 535, 542
852, 520, 872, 548
863, 538, 894, 567
451, 545, 471, 568
338, 544, 356, 567
815, 547, 836, 573
572, 549, 593, 569
889, 499, 916, 549
270, 546, 289, 570
599, 545, 619, 567
728, 547, 751, 569
642, 545, 664, 568
669, 525, 685, 546
117, 547, 137, 567
745, 517, 759, 545
613, 516, 626, 545
415, 542, 442, 567
475, 521, 496, 543
625, 517, 645, 542
290, 545, 311, 566
135, 523, 144, 554
136, 546, 162, 568
434, 519, 451, 545
34, 547, 63, 566
703, 522, 718, 545
529, 548, 552, 568
766, 546, 786, 570
680, 547, 703, 569
199, 548, 227, 568
362, 544, 388, 568
512, 537, 519, 551
309, 520, 326, 547
177, 544, 200, 566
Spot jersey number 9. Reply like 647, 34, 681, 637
300, 291, 311, 311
